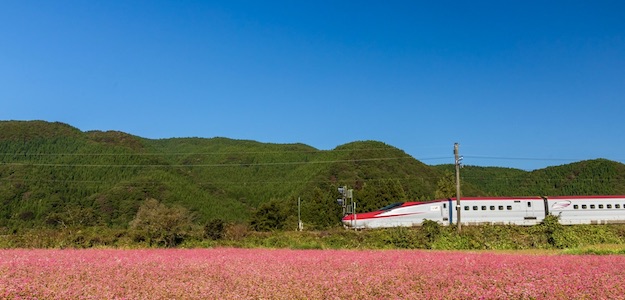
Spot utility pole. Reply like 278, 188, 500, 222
297, 197, 303, 231
454, 143, 463, 233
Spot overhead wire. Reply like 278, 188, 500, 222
1, 147, 622, 186
0, 156, 451, 168
464, 155, 589, 162
0, 146, 406, 157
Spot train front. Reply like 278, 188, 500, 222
342, 213, 361, 228
342, 202, 405, 228
342, 213, 355, 228
342, 202, 425, 229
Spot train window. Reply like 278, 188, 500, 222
616, 204, 621, 209
527, 202, 532, 207
506, 205, 512, 210
490, 206, 495, 210
464, 206, 469, 211
582, 205, 587, 209
573, 205, 579, 209
473, 206, 478, 210
598, 204, 604, 209
607, 204, 612, 209
379, 202, 404, 211
443, 203, 447, 209
481, 206, 487, 210
590, 205, 596, 209
498, 206, 504, 210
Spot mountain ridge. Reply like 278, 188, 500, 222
1, 120, 623, 230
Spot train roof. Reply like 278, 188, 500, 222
545, 195, 625, 200
368, 195, 625, 213
438, 195, 625, 202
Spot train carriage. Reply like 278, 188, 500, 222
342, 195, 625, 229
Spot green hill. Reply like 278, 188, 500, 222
434, 159, 625, 197
0, 121, 441, 230
1, 120, 624, 232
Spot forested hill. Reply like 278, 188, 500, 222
1, 120, 624, 230
434, 159, 625, 196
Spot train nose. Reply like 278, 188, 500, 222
342, 214, 354, 227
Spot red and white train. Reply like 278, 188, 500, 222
342, 196, 625, 229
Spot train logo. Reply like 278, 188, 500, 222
551, 201, 571, 210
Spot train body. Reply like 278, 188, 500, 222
341, 196, 625, 229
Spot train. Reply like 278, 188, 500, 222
341, 195, 625, 229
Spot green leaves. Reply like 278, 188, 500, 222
129, 198, 194, 247
250, 199, 288, 231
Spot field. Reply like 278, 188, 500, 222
2, 248, 625, 299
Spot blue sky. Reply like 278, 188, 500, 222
1, 1, 624, 170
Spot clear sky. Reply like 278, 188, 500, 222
1, 1, 624, 170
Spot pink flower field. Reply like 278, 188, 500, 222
1, 248, 625, 299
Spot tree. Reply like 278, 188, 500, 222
204, 218, 226, 240
45, 206, 99, 228
301, 187, 343, 229
357, 179, 407, 213
250, 199, 287, 231
129, 198, 194, 247
435, 171, 456, 199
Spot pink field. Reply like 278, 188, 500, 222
1, 248, 625, 299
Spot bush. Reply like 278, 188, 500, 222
421, 219, 441, 248
204, 219, 226, 240
378, 227, 420, 249
539, 214, 579, 249
129, 198, 194, 247
250, 200, 287, 231
224, 223, 250, 241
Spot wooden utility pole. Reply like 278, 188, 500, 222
454, 143, 462, 233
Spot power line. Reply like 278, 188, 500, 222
464, 155, 587, 162
0, 156, 424, 168
1, 174, 620, 186
0, 146, 405, 157
0, 175, 437, 185
2, 148, 619, 163
1, 155, 619, 169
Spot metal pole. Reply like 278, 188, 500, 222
454, 143, 462, 233
298, 197, 302, 231
353, 202, 357, 230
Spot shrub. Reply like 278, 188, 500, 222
250, 200, 288, 231
129, 198, 194, 247
421, 219, 441, 248
379, 227, 420, 249
539, 214, 579, 249
204, 219, 225, 240
224, 223, 250, 241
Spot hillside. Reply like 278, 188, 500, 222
1, 120, 624, 231
0, 121, 441, 230
434, 159, 625, 196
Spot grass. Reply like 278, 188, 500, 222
562, 244, 625, 255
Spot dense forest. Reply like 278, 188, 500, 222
1, 120, 624, 240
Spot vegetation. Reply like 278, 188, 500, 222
434, 160, 625, 197
2, 120, 625, 250
129, 198, 194, 247
3, 219, 625, 252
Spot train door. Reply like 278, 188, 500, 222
524, 200, 537, 221
442, 199, 454, 225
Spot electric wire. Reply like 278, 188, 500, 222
1, 148, 622, 185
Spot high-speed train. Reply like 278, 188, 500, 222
342, 196, 625, 229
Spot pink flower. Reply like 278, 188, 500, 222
1, 248, 624, 299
